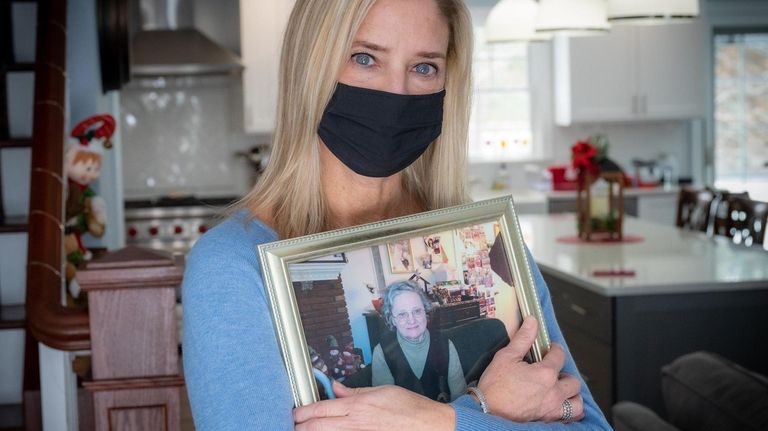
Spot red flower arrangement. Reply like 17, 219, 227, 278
571, 135, 610, 184
571, 140, 599, 180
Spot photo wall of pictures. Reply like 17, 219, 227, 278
457, 224, 497, 317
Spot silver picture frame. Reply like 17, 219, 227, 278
258, 196, 550, 406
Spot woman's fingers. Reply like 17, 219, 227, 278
539, 342, 566, 371
557, 373, 582, 400
295, 416, 360, 431
537, 373, 584, 422
542, 394, 585, 423
332, 380, 372, 398
498, 316, 539, 361
294, 385, 455, 431
294, 397, 353, 424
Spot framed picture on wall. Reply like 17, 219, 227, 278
386, 239, 415, 273
258, 196, 550, 407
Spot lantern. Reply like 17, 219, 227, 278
577, 171, 624, 241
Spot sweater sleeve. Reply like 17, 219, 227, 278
182, 219, 295, 430
449, 246, 612, 430
371, 344, 395, 386
447, 340, 468, 401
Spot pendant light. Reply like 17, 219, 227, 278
485, 0, 550, 43
607, 0, 699, 24
535, 0, 610, 37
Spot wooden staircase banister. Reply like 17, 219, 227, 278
25, 0, 91, 351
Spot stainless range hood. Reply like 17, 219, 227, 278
131, 0, 242, 76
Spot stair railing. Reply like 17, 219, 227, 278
26, 0, 90, 351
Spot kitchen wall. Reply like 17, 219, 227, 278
468, 40, 696, 191
469, 0, 768, 194
120, 0, 258, 201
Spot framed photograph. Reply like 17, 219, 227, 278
258, 196, 550, 406
387, 239, 415, 273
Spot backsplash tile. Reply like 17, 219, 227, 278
120, 75, 250, 200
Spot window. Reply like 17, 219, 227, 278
713, 31, 768, 200
467, 4, 535, 163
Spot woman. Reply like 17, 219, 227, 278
372, 281, 467, 402
182, 0, 611, 429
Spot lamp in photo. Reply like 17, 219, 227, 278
572, 135, 625, 241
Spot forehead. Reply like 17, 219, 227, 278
392, 291, 422, 309
355, 0, 449, 54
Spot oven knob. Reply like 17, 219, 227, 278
149, 226, 159, 236
198, 225, 208, 234
127, 227, 137, 237
174, 225, 184, 235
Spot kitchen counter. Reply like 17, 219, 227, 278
519, 213, 768, 416
519, 213, 768, 296
470, 187, 548, 214
545, 185, 679, 200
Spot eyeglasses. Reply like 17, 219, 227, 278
394, 308, 426, 323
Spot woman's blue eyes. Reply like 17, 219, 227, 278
351, 53, 437, 76
353, 53, 374, 66
414, 63, 436, 76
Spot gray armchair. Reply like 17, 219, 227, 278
612, 351, 768, 431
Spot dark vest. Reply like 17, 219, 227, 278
380, 330, 451, 402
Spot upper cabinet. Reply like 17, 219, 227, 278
240, 0, 295, 134
554, 22, 707, 126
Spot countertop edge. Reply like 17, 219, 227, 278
537, 263, 768, 297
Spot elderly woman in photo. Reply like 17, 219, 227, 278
372, 281, 467, 402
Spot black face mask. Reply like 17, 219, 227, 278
318, 83, 445, 178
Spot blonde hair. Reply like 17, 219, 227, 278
238, 0, 473, 239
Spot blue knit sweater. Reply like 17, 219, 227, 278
182, 211, 612, 430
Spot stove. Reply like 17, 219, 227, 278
124, 196, 238, 342
124, 196, 238, 257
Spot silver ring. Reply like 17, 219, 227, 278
560, 398, 573, 422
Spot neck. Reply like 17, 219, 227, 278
320, 142, 423, 229
398, 330, 429, 345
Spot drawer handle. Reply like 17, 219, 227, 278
569, 303, 587, 316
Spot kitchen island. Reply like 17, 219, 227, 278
472, 186, 679, 224
518, 214, 768, 417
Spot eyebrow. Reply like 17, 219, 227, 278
351, 40, 446, 60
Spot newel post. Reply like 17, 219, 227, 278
77, 246, 184, 431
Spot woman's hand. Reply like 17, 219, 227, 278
477, 316, 586, 423
294, 381, 455, 431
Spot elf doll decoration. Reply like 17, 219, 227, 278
64, 114, 115, 301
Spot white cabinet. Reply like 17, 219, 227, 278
240, 0, 295, 134
554, 22, 706, 126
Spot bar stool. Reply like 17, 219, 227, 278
709, 190, 750, 238
725, 195, 768, 248
676, 187, 715, 232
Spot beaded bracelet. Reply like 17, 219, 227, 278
466, 386, 490, 414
